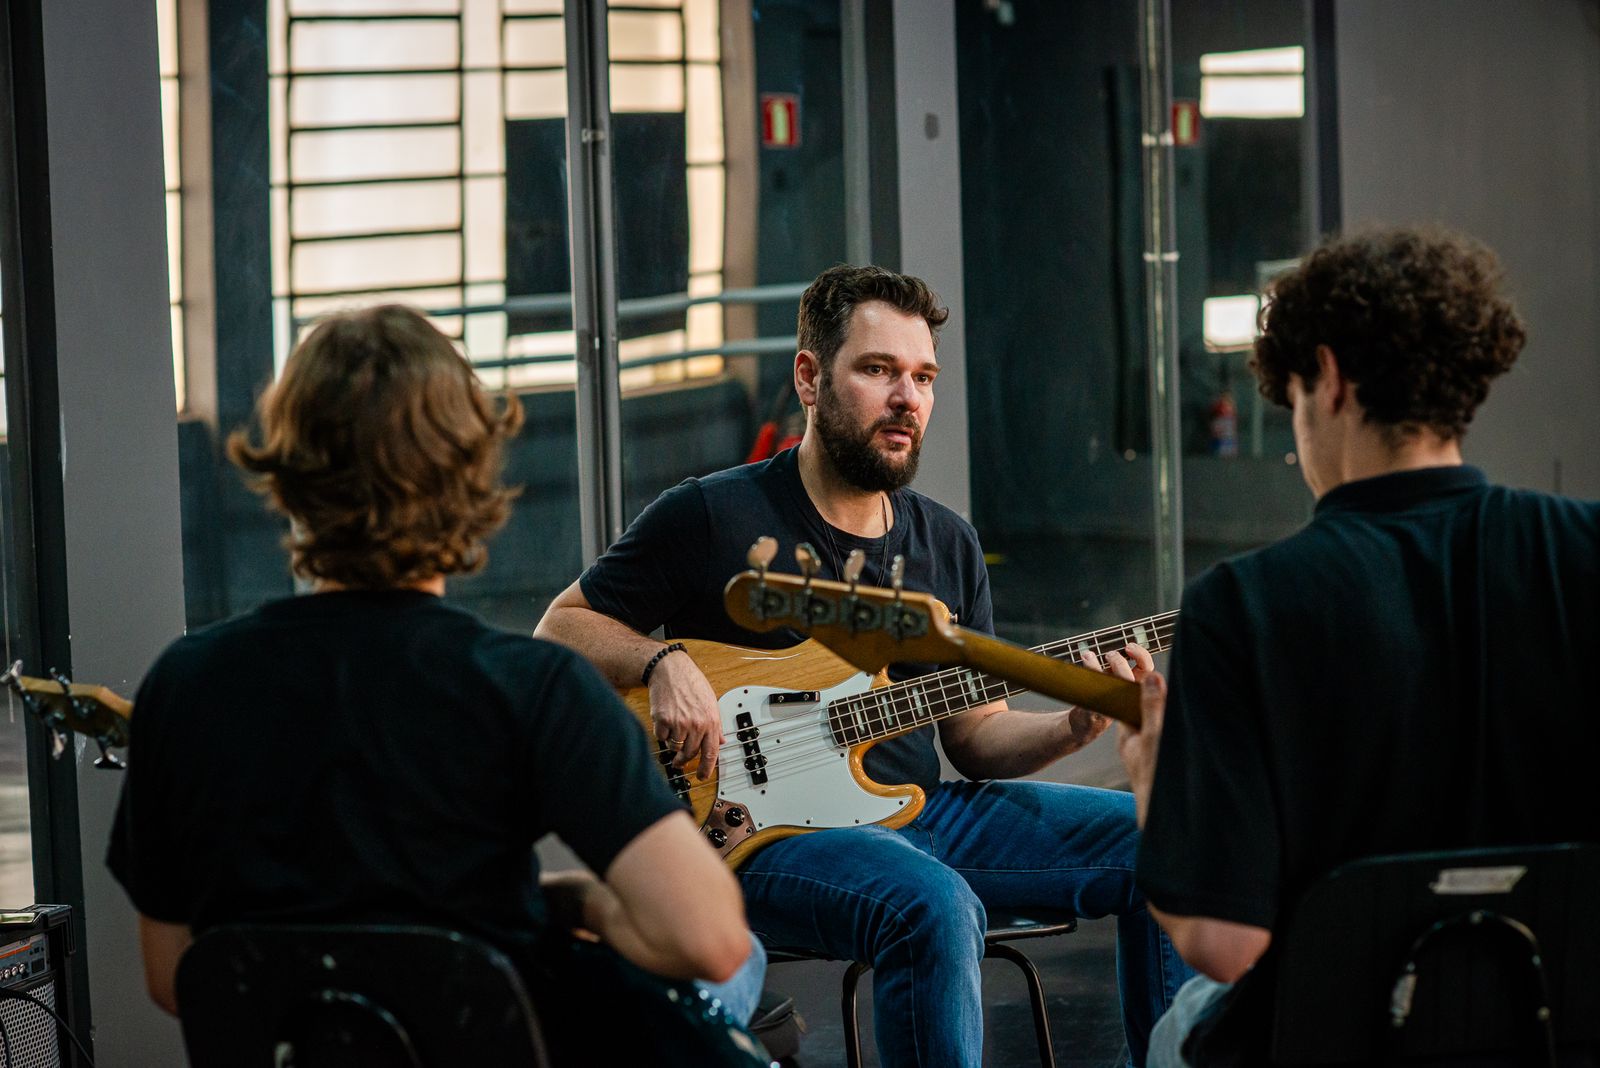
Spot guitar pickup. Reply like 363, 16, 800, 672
736, 711, 768, 786
769, 691, 819, 705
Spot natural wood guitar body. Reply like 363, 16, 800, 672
619, 638, 922, 869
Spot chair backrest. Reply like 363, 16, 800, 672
1270, 842, 1600, 1066
176, 924, 549, 1068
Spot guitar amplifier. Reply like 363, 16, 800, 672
0, 907, 81, 1068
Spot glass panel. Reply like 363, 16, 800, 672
609, 10, 683, 62
684, 0, 718, 63
1172, 1, 1315, 576
290, 20, 461, 73
610, 63, 684, 112
505, 70, 568, 120
290, 73, 460, 127
291, 231, 462, 293
291, 180, 462, 237
291, 0, 459, 12
685, 65, 722, 164
290, 127, 461, 183
504, 17, 566, 68
956, 1, 1156, 650
606, 0, 845, 520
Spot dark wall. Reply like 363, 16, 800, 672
956, 0, 1144, 543
1336, 0, 1600, 499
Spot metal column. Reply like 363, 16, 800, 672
1138, 0, 1185, 609
565, 0, 625, 562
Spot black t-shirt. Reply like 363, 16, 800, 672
580, 447, 994, 790
107, 589, 684, 972
1139, 466, 1600, 1062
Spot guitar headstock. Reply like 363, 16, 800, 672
723, 539, 1145, 725
0, 662, 131, 768
723, 542, 965, 674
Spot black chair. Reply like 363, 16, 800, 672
176, 924, 549, 1068
766, 909, 1077, 1068
1270, 842, 1600, 1067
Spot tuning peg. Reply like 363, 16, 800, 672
746, 536, 778, 573
795, 543, 822, 580
889, 554, 906, 592
843, 549, 867, 588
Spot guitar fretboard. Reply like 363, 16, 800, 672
826, 611, 1178, 745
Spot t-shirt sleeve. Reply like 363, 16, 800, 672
1137, 565, 1282, 928
521, 647, 687, 875
960, 528, 995, 637
578, 480, 710, 636
105, 650, 194, 924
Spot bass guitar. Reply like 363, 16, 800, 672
622, 538, 1176, 868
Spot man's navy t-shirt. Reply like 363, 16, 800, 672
580, 447, 993, 790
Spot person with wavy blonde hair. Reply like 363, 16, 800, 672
108, 305, 762, 1064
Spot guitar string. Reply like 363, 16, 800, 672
649, 612, 1178, 769
650, 613, 1180, 770
650, 614, 1179, 767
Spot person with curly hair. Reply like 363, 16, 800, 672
106, 305, 764, 1063
1106, 227, 1600, 1066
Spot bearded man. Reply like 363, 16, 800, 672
537, 264, 1188, 1067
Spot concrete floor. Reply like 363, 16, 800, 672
773, 914, 1129, 1068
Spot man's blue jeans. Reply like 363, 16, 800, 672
738, 779, 1191, 1067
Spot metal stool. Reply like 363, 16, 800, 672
766, 909, 1076, 1068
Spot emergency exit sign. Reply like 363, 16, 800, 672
762, 93, 801, 148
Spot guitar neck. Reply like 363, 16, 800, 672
828, 611, 1179, 745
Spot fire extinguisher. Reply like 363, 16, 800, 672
1209, 376, 1238, 458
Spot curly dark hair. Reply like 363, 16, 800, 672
1251, 226, 1526, 440
798, 264, 949, 370
227, 305, 524, 589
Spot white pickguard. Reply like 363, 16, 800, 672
716, 673, 911, 832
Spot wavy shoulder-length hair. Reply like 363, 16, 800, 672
227, 304, 524, 589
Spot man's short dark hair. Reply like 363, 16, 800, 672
228, 304, 523, 589
797, 264, 949, 370
1251, 226, 1526, 440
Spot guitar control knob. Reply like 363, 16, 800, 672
706, 828, 729, 847
724, 807, 745, 826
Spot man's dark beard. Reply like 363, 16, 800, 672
813, 375, 922, 493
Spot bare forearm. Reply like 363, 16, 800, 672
945, 708, 1091, 780
1150, 906, 1271, 983
535, 604, 661, 688
575, 880, 719, 980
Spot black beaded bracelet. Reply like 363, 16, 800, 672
640, 642, 687, 686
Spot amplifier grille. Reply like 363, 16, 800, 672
0, 979, 60, 1068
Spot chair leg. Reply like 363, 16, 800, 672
841, 961, 869, 1068
985, 942, 1056, 1068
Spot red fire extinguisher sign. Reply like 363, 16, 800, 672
762, 93, 801, 148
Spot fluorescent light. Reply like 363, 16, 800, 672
1204, 295, 1261, 351
1200, 75, 1304, 119
1199, 46, 1304, 75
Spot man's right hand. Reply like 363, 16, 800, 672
648, 650, 725, 778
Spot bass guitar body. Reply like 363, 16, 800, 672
619, 639, 923, 868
